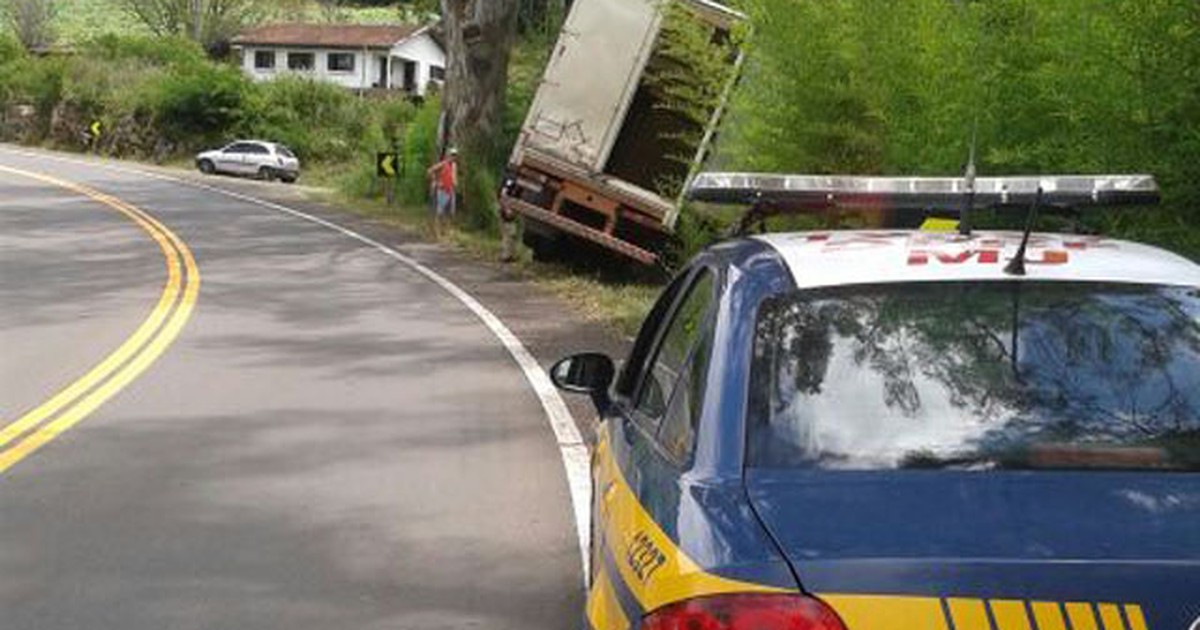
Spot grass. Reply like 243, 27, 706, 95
54, 0, 150, 44
50, 0, 421, 45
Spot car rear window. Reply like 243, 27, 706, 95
747, 281, 1200, 471
276, 145, 295, 158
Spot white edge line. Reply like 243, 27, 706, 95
0, 146, 593, 583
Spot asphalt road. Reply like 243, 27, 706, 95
0, 149, 585, 629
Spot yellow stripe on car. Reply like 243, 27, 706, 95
1098, 604, 1127, 630
989, 599, 1033, 630
587, 563, 630, 630
820, 594, 949, 630
1032, 602, 1069, 630
1067, 602, 1102, 630
589, 433, 790, 621
588, 431, 1158, 630
948, 597, 992, 630
819, 595, 1151, 630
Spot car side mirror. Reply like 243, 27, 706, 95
550, 353, 614, 411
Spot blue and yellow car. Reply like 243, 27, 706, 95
550, 174, 1200, 630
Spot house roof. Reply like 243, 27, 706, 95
232, 23, 427, 49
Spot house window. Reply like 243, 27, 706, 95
430, 66, 446, 81
287, 52, 315, 71
327, 52, 355, 72
254, 50, 275, 70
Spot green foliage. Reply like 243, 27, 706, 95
398, 92, 441, 204
81, 33, 205, 66
0, 33, 429, 175
51, 0, 151, 44
640, 2, 739, 170
244, 75, 372, 160
153, 62, 248, 147
459, 150, 499, 232
517, 0, 565, 35
504, 36, 551, 146
721, 0, 1200, 259
48, 0, 426, 45
0, 31, 26, 61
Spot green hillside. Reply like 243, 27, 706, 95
49, 0, 410, 45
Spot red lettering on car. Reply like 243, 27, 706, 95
1028, 250, 1069, 265
907, 249, 1001, 266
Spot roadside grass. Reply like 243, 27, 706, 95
54, 0, 151, 44
314, 189, 659, 338
51, 0, 420, 45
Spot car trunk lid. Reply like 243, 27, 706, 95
745, 469, 1200, 629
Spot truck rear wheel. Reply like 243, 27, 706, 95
522, 229, 563, 262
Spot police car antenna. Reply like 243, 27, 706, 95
1003, 186, 1044, 276
959, 119, 978, 236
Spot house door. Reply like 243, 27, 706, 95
403, 61, 417, 93
377, 56, 388, 88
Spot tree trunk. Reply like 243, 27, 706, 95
438, 0, 520, 157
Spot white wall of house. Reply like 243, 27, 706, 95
389, 32, 445, 96
239, 46, 391, 90
237, 33, 444, 95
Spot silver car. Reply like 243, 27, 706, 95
196, 140, 300, 183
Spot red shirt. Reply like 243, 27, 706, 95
435, 160, 456, 193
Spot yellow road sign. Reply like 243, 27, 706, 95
376, 152, 398, 178
920, 217, 960, 232
90, 120, 102, 137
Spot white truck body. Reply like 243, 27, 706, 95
504, 0, 743, 265
520, 0, 664, 174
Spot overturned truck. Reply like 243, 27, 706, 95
501, 0, 743, 265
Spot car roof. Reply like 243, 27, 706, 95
755, 230, 1200, 289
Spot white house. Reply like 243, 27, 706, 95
231, 24, 446, 96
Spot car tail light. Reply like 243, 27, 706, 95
277, 157, 285, 166
640, 594, 847, 630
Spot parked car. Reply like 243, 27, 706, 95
195, 140, 300, 183
552, 173, 1199, 630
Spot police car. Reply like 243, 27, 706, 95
550, 173, 1200, 630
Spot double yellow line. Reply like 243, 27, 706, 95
0, 166, 200, 474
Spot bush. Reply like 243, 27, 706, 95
1, 32, 452, 200
0, 32, 25, 62
154, 62, 249, 149
398, 93, 441, 204
81, 34, 205, 67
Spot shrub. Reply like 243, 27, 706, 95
0, 32, 26, 62
153, 62, 249, 149
398, 94, 441, 204
243, 76, 400, 162
81, 34, 206, 66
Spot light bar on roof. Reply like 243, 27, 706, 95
686, 173, 1161, 210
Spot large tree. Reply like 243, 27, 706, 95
438, 0, 520, 157
6, 0, 56, 51
118, 0, 258, 54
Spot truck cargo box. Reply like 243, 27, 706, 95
503, 0, 743, 265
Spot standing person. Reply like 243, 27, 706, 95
426, 148, 458, 236
498, 174, 520, 263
